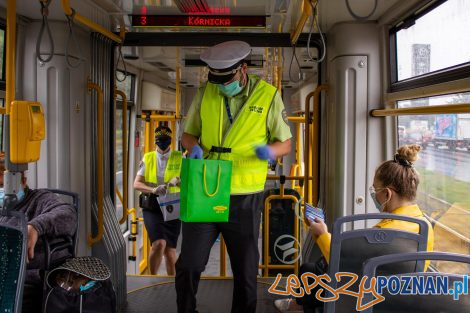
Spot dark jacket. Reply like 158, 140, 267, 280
0, 188, 77, 284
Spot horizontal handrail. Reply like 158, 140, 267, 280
61, 0, 123, 44
140, 114, 180, 121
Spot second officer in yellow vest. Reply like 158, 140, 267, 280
134, 125, 182, 275
177, 41, 292, 313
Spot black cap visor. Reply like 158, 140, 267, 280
207, 63, 241, 84
208, 72, 236, 84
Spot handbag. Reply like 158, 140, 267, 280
158, 191, 180, 221
180, 158, 232, 222
139, 193, 159, 211
43, 257, 116, 313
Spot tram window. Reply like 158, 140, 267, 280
115, 71, 135, 233
397, 92, 470, 274
391, 0, 470, 83
116, 70, 135, 102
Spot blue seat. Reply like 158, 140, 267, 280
362, 252, 470, 313
324, 213, 429, 313
0, 210, 28, 313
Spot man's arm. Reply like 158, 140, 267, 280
181, 132, 200, 154
268, 139, 292, 158
27, 191, 77, 239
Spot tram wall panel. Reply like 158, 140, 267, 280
323, 22, 383, 231
21, 20, 91, 257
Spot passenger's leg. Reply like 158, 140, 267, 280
176, 222, 219, 313
149, 239, 166, 275
220, 192, 263, 313
164, 247, 177, 276
299, 258, 328, 311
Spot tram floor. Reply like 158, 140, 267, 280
124, 276, 284, 313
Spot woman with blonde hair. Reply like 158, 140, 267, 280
275, 144, 434, 313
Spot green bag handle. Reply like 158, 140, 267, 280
203, 163, 221, 197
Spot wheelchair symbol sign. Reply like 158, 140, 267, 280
273, 235, 301, 265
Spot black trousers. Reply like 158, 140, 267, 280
175, 192, 264, 313
296, 258, 329, 312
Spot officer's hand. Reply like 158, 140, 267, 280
190, 145, 203, 159
152, 184, 168, 196
168, 177, 181, 187
255, 145, 275, 160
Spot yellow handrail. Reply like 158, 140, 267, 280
303, 85, 328, 205
371, 103, 470, 117
127, 208, 144, 261
287, 116, 305, 123
6, 0, 16, 114
141, 114, 180, 122
115, 89, 129, 225
262, 184, 300, 277
87, 81, 104, 246
61, 0, 123, 44
291, 0, 315, 45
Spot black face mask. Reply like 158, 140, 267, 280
155, 137, 171, 151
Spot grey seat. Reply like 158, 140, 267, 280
43, 189, 80, 267
324, 213, 429, 313
362, 252, 470, 313
0, 210, 28, 313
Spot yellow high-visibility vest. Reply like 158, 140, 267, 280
144, 150, 182, 193
200, 78, 277, 194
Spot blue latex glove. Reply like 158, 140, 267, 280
255, 145, 275, 160
190, 145, 203, 159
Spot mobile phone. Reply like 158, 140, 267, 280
305, 203, 325, 222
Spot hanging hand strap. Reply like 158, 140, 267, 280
36, 0, 54, 63
65, 9, 84, 68
203, 163, 221, 197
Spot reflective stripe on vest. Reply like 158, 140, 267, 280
200, 77, 277, 194
144, 151, 182, 193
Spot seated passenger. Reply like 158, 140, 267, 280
274, 144, 434, 313
0, 156, 77, 313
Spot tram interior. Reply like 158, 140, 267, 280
0, 0, 470, 312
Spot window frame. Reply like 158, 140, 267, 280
389, 0, 470, 93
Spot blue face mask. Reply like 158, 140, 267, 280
0, 187, 4, 207
369, 186, 389, 212
0, 185, 25, 207
218, 79, 243, 97
16, 185, 25, 203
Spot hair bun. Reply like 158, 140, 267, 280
396, 144, 421, 165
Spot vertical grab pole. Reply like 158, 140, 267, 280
115, 89, 129, 225
87, 81, 105, 246
311, 85, 328, 206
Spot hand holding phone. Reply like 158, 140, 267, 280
305, 203, 325, 223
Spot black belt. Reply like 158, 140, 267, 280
210, 146, 232, 153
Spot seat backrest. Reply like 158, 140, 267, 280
362, 252, 470, 313
44, 189, 80, 256
325, 213, 429, 313
0, 210, 27, 313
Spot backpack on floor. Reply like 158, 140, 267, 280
43, 257, 116, 313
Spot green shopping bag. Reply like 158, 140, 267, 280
180, 158, 232, 222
